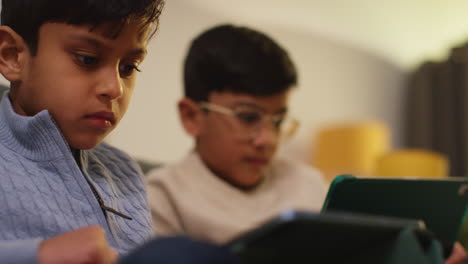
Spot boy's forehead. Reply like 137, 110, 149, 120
82, 18, 154, 41
39, 22, 150, 56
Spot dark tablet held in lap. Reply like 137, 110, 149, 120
321, 174, 468, 256
227, 210, 441, 264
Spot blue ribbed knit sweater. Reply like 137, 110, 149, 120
0, 95, 153, 263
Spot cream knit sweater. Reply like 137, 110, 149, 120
147, 151, 327, 244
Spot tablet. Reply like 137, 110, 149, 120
227, 210, 433, 264
322, 174, 468, 254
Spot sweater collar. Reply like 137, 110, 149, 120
0, 94, 73, 161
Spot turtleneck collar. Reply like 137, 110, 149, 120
0, 94, 73, 161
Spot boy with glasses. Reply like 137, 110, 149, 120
144, 24, 467, 264
147, 24, 328, 244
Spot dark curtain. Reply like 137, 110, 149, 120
405, 43, 468, 176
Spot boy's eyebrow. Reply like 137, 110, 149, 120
128, 47, 147, 57
69, 34, 147, 57
69, 34, 104, 48
232, 102, 263, 110
232, 102, 288, 114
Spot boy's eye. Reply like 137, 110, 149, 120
76, 54, 99, 66
236, 111, 262, 126
119, 63, 141, 78
272, 115, 285, 128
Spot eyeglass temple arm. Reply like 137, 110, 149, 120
199, 102, 236, 116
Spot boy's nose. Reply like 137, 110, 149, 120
98, 69, 123, 100
250, 123, 278, 148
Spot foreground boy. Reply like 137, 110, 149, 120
0, 0, 163, 263
147, 24, 328, 244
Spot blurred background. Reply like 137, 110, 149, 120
2, 0, 468, 179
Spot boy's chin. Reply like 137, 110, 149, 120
232, 174, 265, 190
64, 129, 112, 150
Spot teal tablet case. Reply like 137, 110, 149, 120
322, 175, 468, 255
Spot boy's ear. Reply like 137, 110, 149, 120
0, 26, 28, 82
178, 98, 204, 137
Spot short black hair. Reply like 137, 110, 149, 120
1, 0, 165, 55
183, 24, 297, 102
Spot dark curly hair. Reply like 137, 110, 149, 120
184, 24, 297, 102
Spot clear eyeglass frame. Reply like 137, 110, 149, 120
199, 101, 299, 142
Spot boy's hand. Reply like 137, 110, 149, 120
446, 242, 467, 264
38, 225, 117, 264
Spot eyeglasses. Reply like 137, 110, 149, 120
199, 102, 299, 141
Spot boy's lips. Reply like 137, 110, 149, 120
85, 111, 116, 129
245, 157, 269, 167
